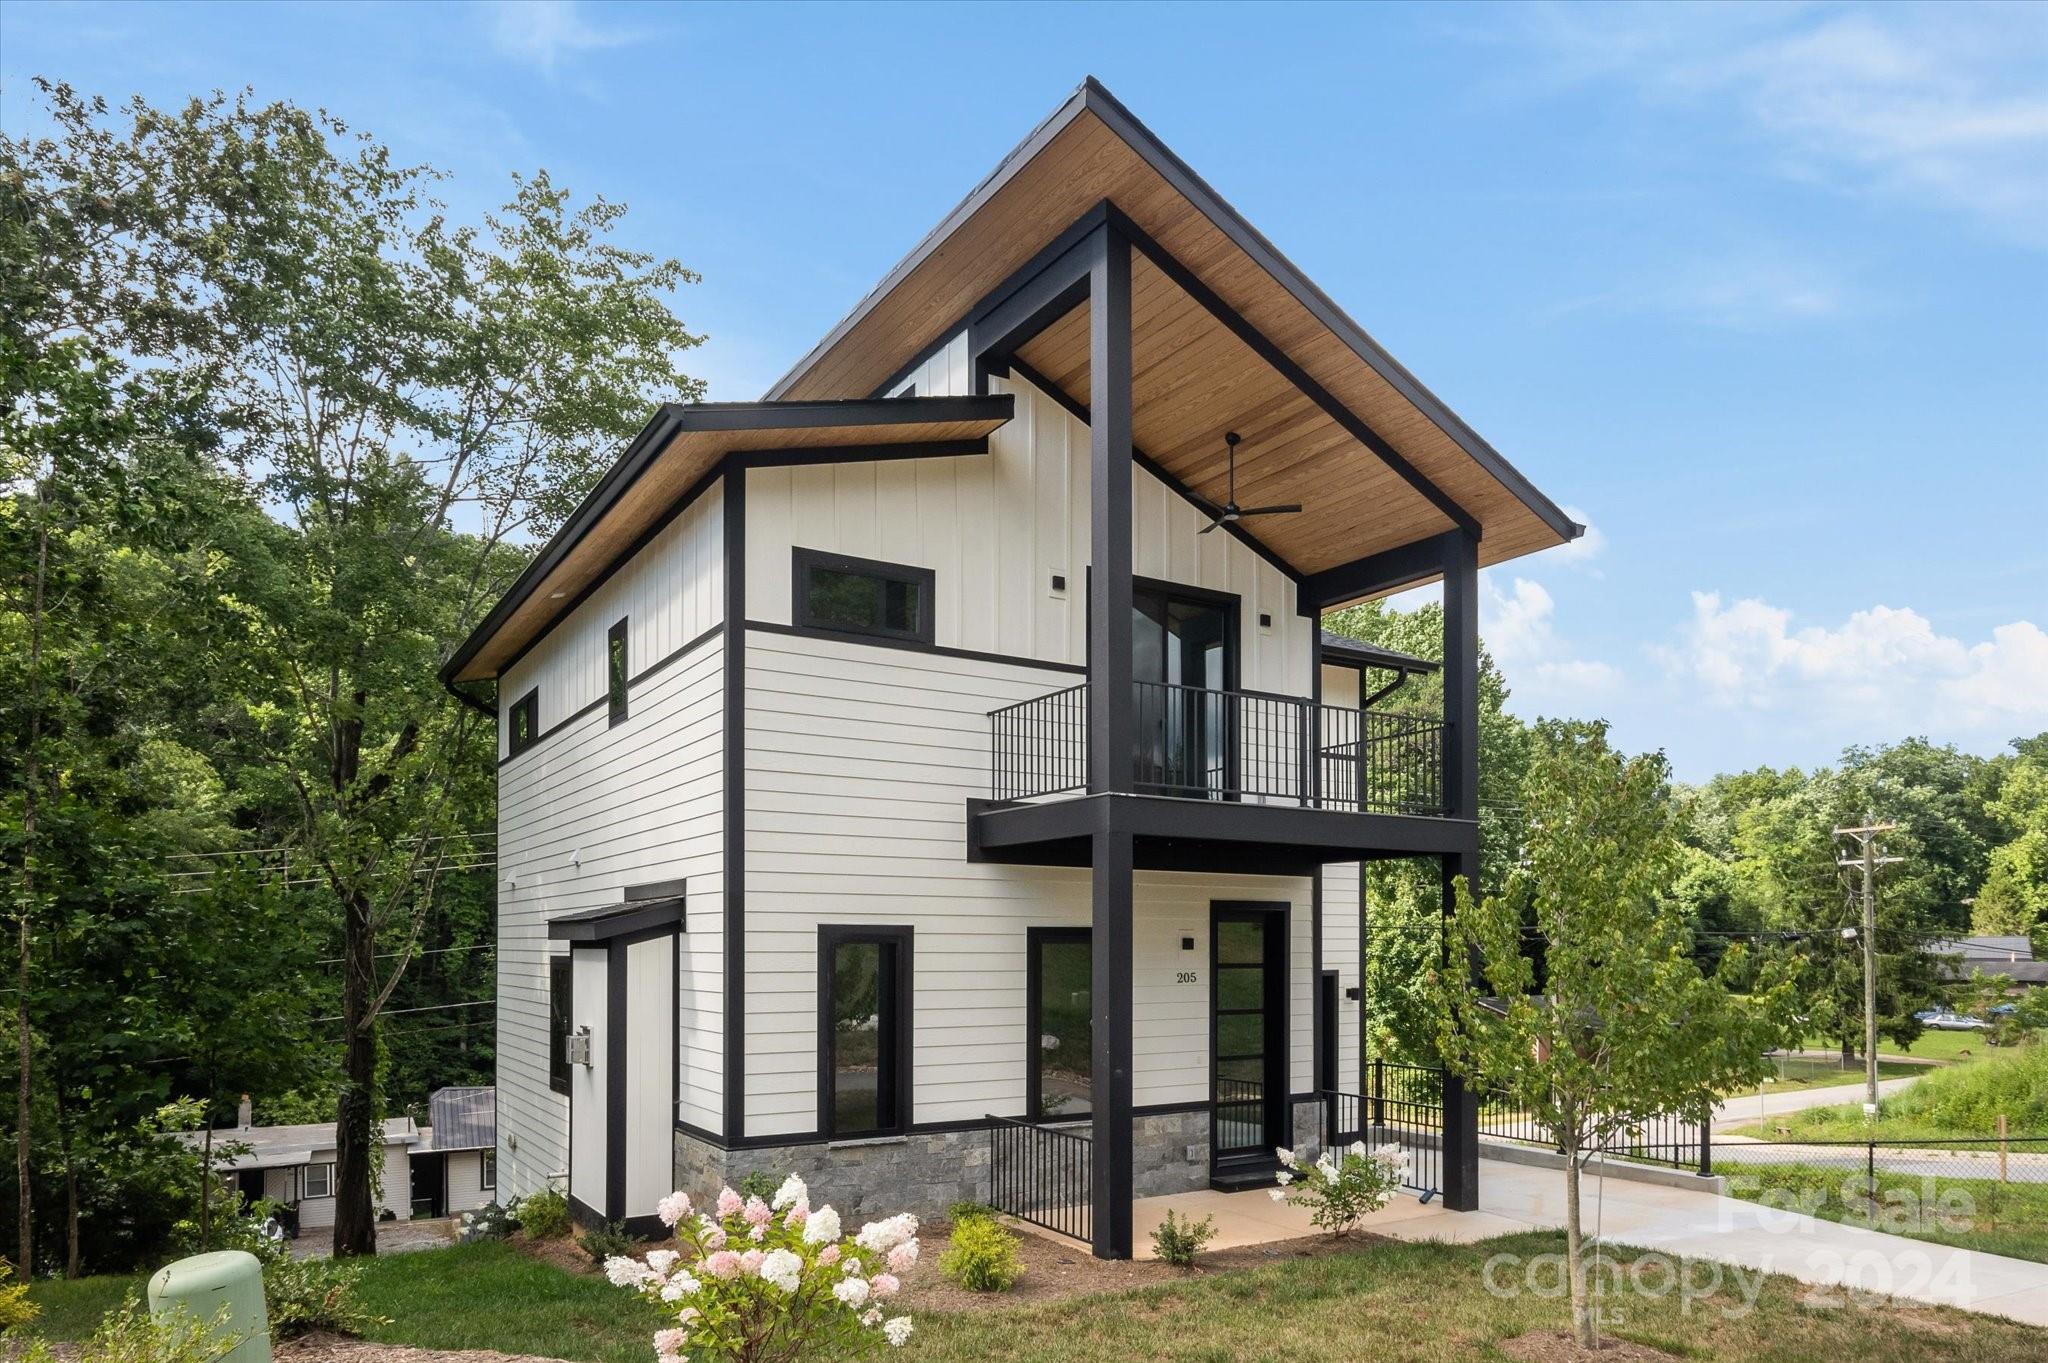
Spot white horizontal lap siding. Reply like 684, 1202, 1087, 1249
496, 482, 727, 1197
747, 373, 1309, 695
740, 629, 1312, 1135
446, 1151, 492, 1215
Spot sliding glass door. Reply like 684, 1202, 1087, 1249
1131, 583, 1235, 798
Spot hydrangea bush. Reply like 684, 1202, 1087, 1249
1270, 1140, 1408, 1237
605, 1175, 919, 1361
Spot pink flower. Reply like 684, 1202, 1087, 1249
748, 1224, 766, 1243
886, 1243, 917, 1274
698, 1216, 727, 1251
743, 1197, 772, 1226
653, 1329, 688, 1356
739, 1249, 765, 1274
716, 1188, 744, 1217
704, 1250, 741, 1280
784, 1205, 808, 1228
655, 1192, 693, 1228
870, 1273, 900, 1299
817, 1244, 841, 1267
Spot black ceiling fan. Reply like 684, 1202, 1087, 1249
1197, 431, 1300, 534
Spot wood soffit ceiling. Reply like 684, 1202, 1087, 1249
767, 81, 1580, 587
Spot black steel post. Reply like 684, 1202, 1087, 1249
1439, 527, 1483, 1213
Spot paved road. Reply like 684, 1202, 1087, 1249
1712, 1076, 1923, 1131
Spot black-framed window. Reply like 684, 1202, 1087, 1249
793, 548, 935, 646
480, 1151, 496, 1191
818, 926, 913, 1137
1027, 928, 1092, 1121
548, 956, 572, 1096
508, 688, 540, 757
607, 618, 630, 727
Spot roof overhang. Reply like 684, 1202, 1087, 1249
445, 395, 1014, 683
766, 77, 1580, 590
1318, 630, 1439, 675
548, 897, 685, 944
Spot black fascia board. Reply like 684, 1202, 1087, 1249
547, 899, 685, 944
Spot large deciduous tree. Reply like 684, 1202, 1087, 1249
1430, 722, 1799, 1350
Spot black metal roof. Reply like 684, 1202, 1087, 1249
1318, 630, 1439, 674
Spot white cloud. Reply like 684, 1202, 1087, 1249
1552, 507, 1606, 569
482, 0, 634, 74
1657, 592, 2048, 731
1495, 4, 2048, 247
1485, 576, 1623, 702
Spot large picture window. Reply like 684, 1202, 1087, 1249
548, 956, 572, 1096
1027, 928, 1092, 1121
818, 926, 912, 1137
793, 549, 934, 646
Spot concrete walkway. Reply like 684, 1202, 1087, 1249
1711, 1076, 1921, 1131
1130, 1161, 2048, 1328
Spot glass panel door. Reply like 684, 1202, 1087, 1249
1212, 911, 1276, 1157
1132, 586, 1234, 797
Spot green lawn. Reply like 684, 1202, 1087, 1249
28, 1235, 2046, 1363
1796, 1031, 1998, 1066
1722, 1056, 1927, 1097
1728, 1042, 2046, 1143
1722, 1162, 2048, 1263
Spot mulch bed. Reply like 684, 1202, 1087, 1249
279, 1333, 565, 1363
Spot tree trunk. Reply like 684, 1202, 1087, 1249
15, 483, 50, 1274
1563, 1135, 1594, 1349
332, 885, 378, 1257
1840, 1038, 1855, 1067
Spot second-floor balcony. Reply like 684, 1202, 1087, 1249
987, 680, 1448, 818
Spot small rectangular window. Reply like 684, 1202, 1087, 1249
819, 926, 912, 1137
508, 688, 540, 757
794, 549, 935, 646
480, 1152, 497, 1191
608, 618, 629, 727
1028, 928, 1092, 1121
303, 1162, 334, 1199
548, 956, 572, 1096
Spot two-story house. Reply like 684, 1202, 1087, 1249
444, 79, 1580, 1260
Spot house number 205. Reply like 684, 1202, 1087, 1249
1175, 970, 1198, 984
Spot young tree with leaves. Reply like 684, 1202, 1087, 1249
1429, 722, 1799, 1349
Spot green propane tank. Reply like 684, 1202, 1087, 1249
147, 1250, 272, 1363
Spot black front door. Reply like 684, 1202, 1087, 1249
1131, 582, 1235, 797
1211, 905, 1287, 1170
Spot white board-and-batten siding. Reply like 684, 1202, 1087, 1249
1317, 664, 1365, 1092
494, 482, 726, 1200
747, 371, 1311, 695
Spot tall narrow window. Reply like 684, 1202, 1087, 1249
608, 618, 630, 726
819, 927, 912, 1137
1028, 928, 1092, 1120
480, 1152, 496, 1191
548, 956, 572, 1096
508, 688, 540, 757
793, 549, 935, 646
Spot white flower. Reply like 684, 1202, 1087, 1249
604, 1256, 655, 1288
645, 1250, 680, 1276
1274, 1170, 1293, 1187
772, 1174, 808, 1211
1268, 1189, 1287, 1202
656, 1191, 693, 1227
861, 1307, 883, 1327
758, 1248, 803, 1294
803, 1205, 842, 1245
833, 1277, 871, 1307
1275, 1146, 1298, 1168
855, 1213, 919, 1253
883, 1317, 914, 1347
658, 1270, 702, 1302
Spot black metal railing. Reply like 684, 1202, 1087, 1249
988, 680, 1447, 816
987, 1114, 1092, 1244
1323, 1060, 1446, 1199
1480, 1085, 1713, 1175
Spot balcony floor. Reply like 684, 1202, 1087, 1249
967, 792, 1478, 874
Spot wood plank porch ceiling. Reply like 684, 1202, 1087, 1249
767, 80, 1580, 584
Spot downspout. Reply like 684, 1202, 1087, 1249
1360, 665, 1418, 711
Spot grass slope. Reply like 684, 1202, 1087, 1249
29, 1234, 2046, 1363
1722, 1162, 2048, 1264
1736, 1043, 2047, 1142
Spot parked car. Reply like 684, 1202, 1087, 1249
1918, 1007, 1986, 1031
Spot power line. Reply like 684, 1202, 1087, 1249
311, 999, 490, 1024
314, 943, 492, 966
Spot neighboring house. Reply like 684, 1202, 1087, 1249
414, 1086, 500, 1218
177, 1098, 417, 1234
447, 79, 1580, 1259
1933, 936, 2046, 991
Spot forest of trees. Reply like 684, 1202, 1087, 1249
3, 80, 2043, 1277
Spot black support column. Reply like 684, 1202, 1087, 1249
1086, 224, 1136, 1260
1438, 527, 1482, 1212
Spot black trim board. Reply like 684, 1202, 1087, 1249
723, 467, 748, 1144
1297, 531, 1467, 616
497, 621, 724, 769
746, 619, 1087, 676
970, 793, 1479, 865
548, 900, 685, 944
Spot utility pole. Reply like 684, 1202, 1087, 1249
1836, 814, 1903, 1113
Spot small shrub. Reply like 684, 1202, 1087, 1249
512, 1186, 571, 1239
1149, 1209, 1214, 1267
18, 1297, 233, 1363
578, 1219, 642, 1262
192, 1205, 380, 1336
458, 1201, 516, 1243
946, 1200, 996, 1225
1272, 1141, 1407, 1237
736, 1169, 782, 1203
0, 1261, 38, 1332
938, 1215, 1022, 1292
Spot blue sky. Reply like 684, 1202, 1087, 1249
4, 1, 2043, 781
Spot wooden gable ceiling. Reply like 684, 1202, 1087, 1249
767, 80, 1579, 581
